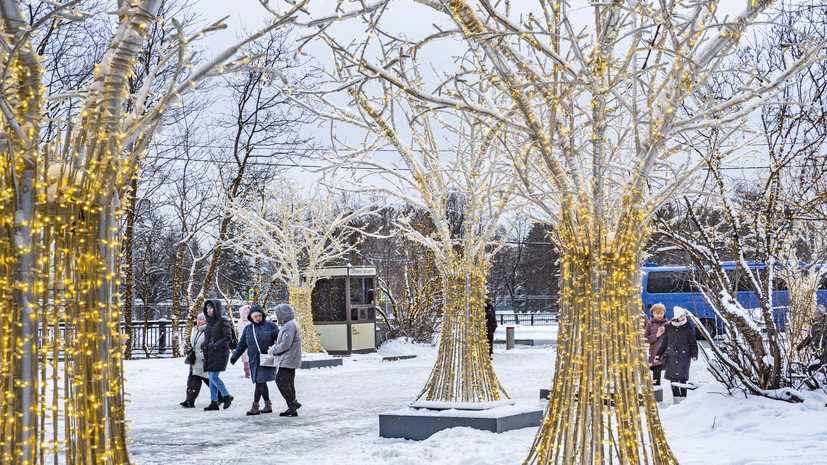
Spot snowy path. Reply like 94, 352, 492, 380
124, 327, 827, 465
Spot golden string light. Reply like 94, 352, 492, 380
0, 1, 161, 463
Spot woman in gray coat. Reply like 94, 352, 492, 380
231, 305, 279, 415
268, 303, 303, 416
180, 313, 222, 407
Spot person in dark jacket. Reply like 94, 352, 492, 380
643, 303, 669, 386
231, 304, 279, 415
796, 305, 827, 375
484, 298, 497, 356
654, 308, 698, 404
268, 303, 303, 416
180, 313, 222, 407
201, 299, 234, 411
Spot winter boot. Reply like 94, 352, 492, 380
261, 400, 273, 414
222, 395, 234, 410
280, 401, 301, 417
246, 402, 261, 416
673, 396, 685, 405
203, 401, 220, 411
180, 401, 195, 408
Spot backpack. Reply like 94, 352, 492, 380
227, 320, 239, 350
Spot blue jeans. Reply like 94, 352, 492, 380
208, 372, 229, 401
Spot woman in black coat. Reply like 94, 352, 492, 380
201, 299, 234, 411
655, 308, 698, 402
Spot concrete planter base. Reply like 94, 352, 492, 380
379, 405, 543, 440
299, 358, 343, 369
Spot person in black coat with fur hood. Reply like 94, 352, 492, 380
201, 299, 234, 411
655, 308, 698, 403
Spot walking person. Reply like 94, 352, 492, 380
230, 305, 279, 415
202, 299, 234, 411
236, 305, 252, 378
654, 308, 698, 404
268, 303, 303, 417
484, 297, 497, 356
643, 303, 669, 386
180, 313, 222, 408
796, 304, 827, 375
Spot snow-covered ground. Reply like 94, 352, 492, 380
125, 325, 827, 464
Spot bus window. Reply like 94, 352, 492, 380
645, 270, 695, 294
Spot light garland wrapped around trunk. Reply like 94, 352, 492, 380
287, 284, 325, 354
414, 256, 508, 405
526, 202, 675, 464
0, 0, 325, 462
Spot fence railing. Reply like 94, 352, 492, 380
496, 312, 558, 326
38, 320, 185, 360
123, 320, 183, 358
41, 314, 559, 360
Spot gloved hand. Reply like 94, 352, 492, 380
201, 342, 207, 351
230, 357, 237, 365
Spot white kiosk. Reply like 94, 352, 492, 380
311, 266, 378, 355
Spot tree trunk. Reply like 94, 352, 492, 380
122, 178, 137, 360
526, 234, 676, 464
171, 242, 187, 354
288, 284, 325, 353
415, 258, 508, 404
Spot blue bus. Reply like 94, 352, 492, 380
641, 263, 827, 338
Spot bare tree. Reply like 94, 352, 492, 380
0, 0, 340, 462
224, 179, 371, 353
360, 205, 444, 343
298, 75, 521, 403
654, 0, 827, 403
294, 0, 826, 463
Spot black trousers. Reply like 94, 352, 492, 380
276, 368, 297, 406
185, 372, 222, 404
650, 365, 663, 386
671, 385, 687, 397
254, 382, 270, 402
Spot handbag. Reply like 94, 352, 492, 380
252, 325, 277, 367
185, 330, 202, 365
184, 348, 196, 365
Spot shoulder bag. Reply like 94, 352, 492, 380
253, 325, 277, 367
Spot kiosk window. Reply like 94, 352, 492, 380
311, 278, 347, 322
350, 277, 375, 305
351, 306, 376, 322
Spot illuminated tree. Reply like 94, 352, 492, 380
224, 180, 371, 353
296, 59, 520, 403
295, 0, 826, 462
0, 0, 323, 462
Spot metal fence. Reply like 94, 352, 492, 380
496, 312, 558, 326
40, 314, 559, 360
124, 320, 183, 358
37, 320, 185, 359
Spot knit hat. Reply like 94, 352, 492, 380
248, 304, 265, 322
816, 305, 826, 315
196, 312, 206, 321
671, 308, 690, 321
